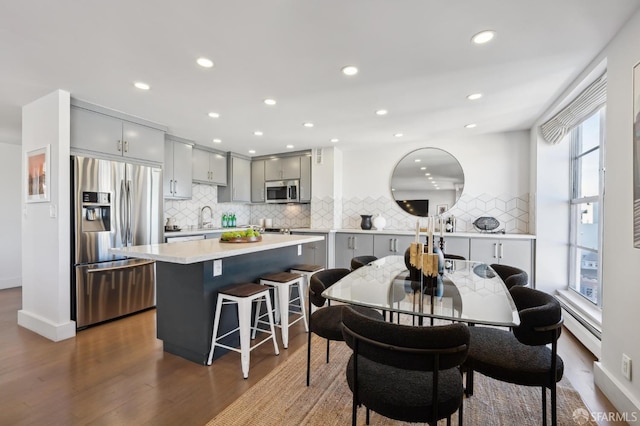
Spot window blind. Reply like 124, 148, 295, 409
540, 73, 607, 144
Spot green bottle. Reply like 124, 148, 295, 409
222, 213, 228, 228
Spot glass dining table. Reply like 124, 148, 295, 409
322, 255, 520, 327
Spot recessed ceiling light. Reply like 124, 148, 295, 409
208, 112, 220, 118
465, 123, 477, 129
264, 98, 277, 106
330, 138, 339, 143
254, 131, 263, 136
248, 149, 256, 154
471, 30, 496, 44
467, 93, 483, 100
414, 159, 421, 163
420, 167, 426, 170
134, 82, 150, 90
212, 138, 222, 144
425, 173, 431, 176
341, 65, 359, 76
428, 177, 433, 180
196, 57, 214, 68
303, 122, 314, 128
286, 144, 294, 149
394, 133, 404, 138
376, 109, 388, 116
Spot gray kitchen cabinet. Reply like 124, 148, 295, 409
441, 236, 470, 259
71, 106, 164, 164
292, 232, 328, 268
373, 234, 415, 258
251, 160, 266, 203
469, 238, 533, 282
335, 233, 375, 269
192, 148, 227, 185
164, 137, 193, 199
218, 154, 251, 203
299, 154, 312, 202
264, 156, 301, 181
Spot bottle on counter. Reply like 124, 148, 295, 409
231, 213, 236, 227
222, 213, 228, 228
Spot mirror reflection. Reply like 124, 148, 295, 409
390, 148, 464, 217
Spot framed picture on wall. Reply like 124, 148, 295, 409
25, 145, 50, 203
634, 62, 640, 248
437, 204, 448, 215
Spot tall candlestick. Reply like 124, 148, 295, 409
440, 217, 444, 237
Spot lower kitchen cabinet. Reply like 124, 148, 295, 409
373, 234, 414, 258
335, 233, 375, 269
469, 238, 533, 282
440, 236, 470, 260
292, 232, 328, 268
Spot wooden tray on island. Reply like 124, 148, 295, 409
219, 236, 263, 243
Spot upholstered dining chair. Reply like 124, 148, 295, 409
490, 263, 528, 289
306, 268, 384, 386
443, 253, 467, 260
342, 306, 470, 426
350, 255, 378, 270
463, 286, 564, 426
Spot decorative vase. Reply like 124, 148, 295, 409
372, 214, 386, 230
360, 215, 373, 230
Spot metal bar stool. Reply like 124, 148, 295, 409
289, 264, 324, 313
254, 271, 308, 348
207, 283, 279, 379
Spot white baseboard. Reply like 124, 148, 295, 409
594, 362, 640, 423
17, 309, 76, 342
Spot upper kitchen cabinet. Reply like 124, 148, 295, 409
299, 154, 311, 202
265, 156, 301, 180
218, 154, 251, 203
251, 160, 266, 203
164, 135, 193, 199
192, 147, 227, 186
70, 102, 165, 164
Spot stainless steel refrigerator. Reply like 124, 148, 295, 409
71, 156, 162, 329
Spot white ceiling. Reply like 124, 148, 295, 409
1, 1, 639, 156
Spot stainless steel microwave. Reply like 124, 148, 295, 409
265, 180, 299, 203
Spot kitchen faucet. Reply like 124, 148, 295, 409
199, 205, 213, 229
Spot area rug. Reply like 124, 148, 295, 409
207, 336, 596, 425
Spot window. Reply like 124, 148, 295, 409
569, 107, 605, 306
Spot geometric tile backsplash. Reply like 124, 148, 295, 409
165, 183, 529, 234
339, 192, 530, 233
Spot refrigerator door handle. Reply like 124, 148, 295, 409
126, 180, 132, 245
119, 179, 127, 243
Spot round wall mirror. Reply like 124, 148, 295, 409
390, 148, 464, 217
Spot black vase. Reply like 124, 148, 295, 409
360, 215, 372, 230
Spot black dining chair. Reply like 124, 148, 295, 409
490, 263, 528, 289
444, 253, 466, 260
306, 268, 384, 386
342, 306, 470, 426
350, 255, 378, 270
463, 286, 564, 426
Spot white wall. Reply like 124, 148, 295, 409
18, 90, 75, 341
592, 9, 640, 416
340, 131, 531, 201
0, 142, 22, 289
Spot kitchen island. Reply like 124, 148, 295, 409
110, 233, 324, 364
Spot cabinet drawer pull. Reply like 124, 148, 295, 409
124, 140, 129, 153
117, 140, 122, 152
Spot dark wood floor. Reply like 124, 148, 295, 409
0, 287, 622, 425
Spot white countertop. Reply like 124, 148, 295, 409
110, 233, 325, 264
292, 228, 535, 239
